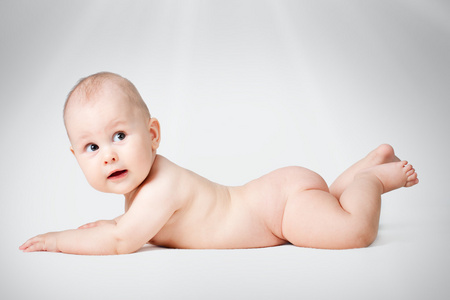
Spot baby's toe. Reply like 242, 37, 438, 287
407, 172, 418, 181
405, 178, 419, 187
406, 167, 415, 177
403, 163, 413, 173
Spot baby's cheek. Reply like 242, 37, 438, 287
135, 154, 152, 178
83, 166, 105, 191
134, 142, 153, 171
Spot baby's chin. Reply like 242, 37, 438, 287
85, 169, 150, 195
91, 181, 142, 196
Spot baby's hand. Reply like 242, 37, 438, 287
19, 232, 59, 253
78, 219, 116, 229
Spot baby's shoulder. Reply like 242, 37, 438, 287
134, 155, 194, 203
150, 155, 190, 185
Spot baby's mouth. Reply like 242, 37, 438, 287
107, 169, 128, 180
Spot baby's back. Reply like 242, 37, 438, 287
148, 156, 287, 249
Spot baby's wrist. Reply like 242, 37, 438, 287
46, 232, 60, 252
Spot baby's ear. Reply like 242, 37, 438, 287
70, 146, 75, 155
148, 118, 161, 150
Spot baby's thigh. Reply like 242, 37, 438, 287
282, 189, 351, 248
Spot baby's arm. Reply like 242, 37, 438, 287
20, 187, 176, 255
20, 225, 124, 255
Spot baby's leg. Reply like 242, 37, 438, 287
329, 144, 400, 199
282, 161, 418, 249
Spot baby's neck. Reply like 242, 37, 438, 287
123, 154, 159, 205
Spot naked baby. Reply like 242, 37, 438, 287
20, 72, 419, 255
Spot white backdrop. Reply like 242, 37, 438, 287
1, 1, 449, 299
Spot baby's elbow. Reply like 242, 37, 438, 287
115, 237, 142, 255
116, 245, 138, 255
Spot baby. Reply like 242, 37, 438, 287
20, 72, 419, 255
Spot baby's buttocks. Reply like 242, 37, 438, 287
236, 166, 330, 245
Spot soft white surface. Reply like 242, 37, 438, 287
1, 1, 449, 299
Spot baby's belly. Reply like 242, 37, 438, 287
150, 184, 287, 249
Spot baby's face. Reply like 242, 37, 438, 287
65, 84, 159, 195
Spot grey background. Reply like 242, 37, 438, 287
1, 0, 449, 299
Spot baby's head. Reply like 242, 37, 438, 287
64, 72, 151, 126
64, 72, 161, 195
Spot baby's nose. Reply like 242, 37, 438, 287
103, 152, 118, 165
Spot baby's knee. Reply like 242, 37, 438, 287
347, 222, 378, 248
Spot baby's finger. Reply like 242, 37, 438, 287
23, 242, 44, 252
19, 237, 36, 250
20, 237, 41, 252
19, 242, 27, 251
78, 223, 98, 229
79, 220, 108, 229
78, 222, 96, 229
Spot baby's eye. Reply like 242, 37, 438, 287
113, 132, 126, 142
86, 143, 99, 152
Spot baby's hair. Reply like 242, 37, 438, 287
63, 72, 151, 126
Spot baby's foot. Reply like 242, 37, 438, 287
359, 161, 419, 194
330, 144, 402, 199
366, 144, 400, 166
